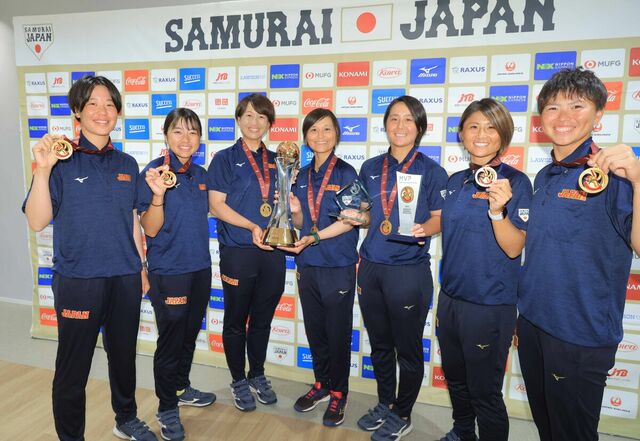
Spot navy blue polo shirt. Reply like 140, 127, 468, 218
441, 163, 532, 305
358, 147, 448, 265
207, 138, 278, 248
291, 153, 359, 268
518, 138, 633, 347
137, 151, 211, 275
23, 132, 141, 278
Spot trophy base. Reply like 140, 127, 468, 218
386, 233, 424, 244
262, 227, 298, 247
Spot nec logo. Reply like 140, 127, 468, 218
534, 51, 577, 80
297, 347, 314, 369
49, 96, 70, 116
423, 338, 431, 362
337, 61, 370, 87
208, 217, 218, 238
28, 118, 48, 138
410, 58, 446, 84
446, 117, 461, 143
151, 94, 177, 116
338, 117, 368, 142
361, 356, 376, 379
179, 68, 205, 90
371, 88, 405, 114
207, 118, 235, 141
270, 64, 300, 88
269, 118, 298, 142
418, 146, 442, 164
38, 267, 53, 286
489, 85, 529, 112
351, 329, 360, 352
124, 119, 150, 139
71, 71, 95, 84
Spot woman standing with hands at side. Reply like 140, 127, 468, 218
137, 108, 215, 441
279, 108, 366, 427
207, 94, 285, 412
436, 99, 532, 441
356, 95, 448, 441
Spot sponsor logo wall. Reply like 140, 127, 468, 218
16, 1, 639, 437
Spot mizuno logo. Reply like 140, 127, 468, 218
370, 175, 380, 180
344, 125, 360, 133
420, 66, 438, 74
533, 188, 540, 195
74, 176, 89, 183
236, 162, 245, 167
476, 344, 490, 349
404, 305, 415, 310
552, 373, 565, 381
299, 185, 307, 188
338, 290, 349, 295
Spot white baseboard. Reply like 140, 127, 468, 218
0, 296, 32, 306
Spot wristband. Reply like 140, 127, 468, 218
311, 232, 320, 245
151, 201, 164, 207
141, 260, 149, 271
487, 208, 506, 221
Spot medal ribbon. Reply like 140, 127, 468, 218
380, 151, 419, 220
163, 149, 192, 173
307, 155, 338, 229
551, 141, 599, 168
63, 136, 114, 154
241, 138, 270, 202
469, 154, 502, 171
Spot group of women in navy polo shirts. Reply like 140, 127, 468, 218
24, 67, 640, 441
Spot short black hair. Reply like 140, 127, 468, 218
235, 93, 275, 125
458, 98, 514, 154
163, 108, 202, 137
537, 67, 608, 112
68, 75, 122, 121
383, 95, 428, 146
302, 108, 341, 146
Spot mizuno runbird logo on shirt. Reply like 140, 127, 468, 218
74, 176, 89, 183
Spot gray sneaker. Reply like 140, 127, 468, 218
156, 408, 185, 441
439, 429, 477, 441
357, 403, 391, 431
248, 375, 277, 405
371, 413, 412, 441
113, 417, 158, 441
178, 385, 216, 407
230, 378, 257, 411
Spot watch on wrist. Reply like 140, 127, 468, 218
487, 208, 506, 221
311, 232, 320, 245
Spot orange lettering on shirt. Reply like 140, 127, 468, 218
326, 185, 341, 192
221, 274, 239, 286
117, 173, 132, 182
61, 309, 90, 320
472, 192, 489, 199
165, 296, 188, 305
198, 184, 206, 190
557, 189, 587, 201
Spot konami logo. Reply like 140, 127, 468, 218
269, 118, 298, 141
432, 366, 448, 389
124, 70, 149, 92
337, 61, 370, 87
274, 296, 295, 319
529, 116, 551, 143
630, 48, 640, 76
208, 334, 224, 353
302, 90, 333, 114
627, 274, 640, 301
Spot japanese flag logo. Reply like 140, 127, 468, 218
341, 5, 393, 42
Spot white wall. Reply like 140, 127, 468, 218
0, 0, 222, 302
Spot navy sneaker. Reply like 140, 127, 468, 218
230, 378, 256, 411
322, 391, 347, 427
357, 403, 391, 431
294, 382, 330, 412
156, 408, 185, 441
113, 417, 158, 441
371, 413, 412, 441
438, 429, 477, 441
248, 374, 277, 405
177, 385, 216, 407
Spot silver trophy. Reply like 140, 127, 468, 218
262, 141, 300, 247
387, 172, 423, 243
330, 179, 372, 220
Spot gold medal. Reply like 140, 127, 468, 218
578, 167, 609, 194
52, 139, 73, 160
474, 165, 497, 187
160, 170, 177, 188
310, 223, 318, 234
380, 219, 392, 236
260, 202, 272, 218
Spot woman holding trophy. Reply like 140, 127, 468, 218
207, 94, 285, 412
436, 98, 531, 441
356, 95, 448, 441
279, 108, 366, 427
137, 108, 215, 441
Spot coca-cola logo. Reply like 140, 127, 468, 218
377, 67, 401, 78
505, 62, 516, 72
276, 303, 292, 312
303, 98, 330, 107
126, 76, 146, 86
501, 154, 520, 166
41, 312, 56, 321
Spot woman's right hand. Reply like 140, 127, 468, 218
32, 134, 61, 170
145, 164, 170, 197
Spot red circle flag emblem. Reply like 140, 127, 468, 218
356, 12, 377, 34
341, 5, 393, 42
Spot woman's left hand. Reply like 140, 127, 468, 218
278, 235, 315, 254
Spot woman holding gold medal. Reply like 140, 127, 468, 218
137, 108, 215, 441
278, 109, 365, 427
207, 94, 285, 412
436, 98, 532, 441
355, 96, 448, 441
518, 68, 640, 441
